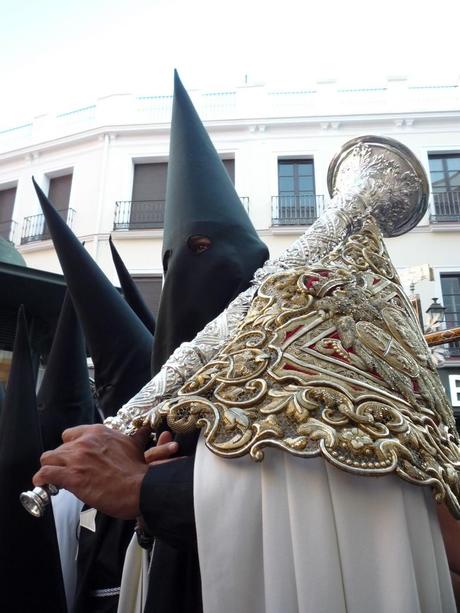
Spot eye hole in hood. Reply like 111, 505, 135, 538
188, 235, 212, 254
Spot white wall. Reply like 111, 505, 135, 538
0, 81, 459, 337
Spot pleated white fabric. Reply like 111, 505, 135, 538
117, 533, 150, 613
51, 489, 84, 613
194, 436, 455, 613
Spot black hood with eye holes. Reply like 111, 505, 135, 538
37, 291, 97, 451
151, 71, 269, 375
32, 179, 153, 417
145, 72, 269, 613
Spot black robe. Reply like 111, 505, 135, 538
140, 451, 200, 613
75, 515, 136, 613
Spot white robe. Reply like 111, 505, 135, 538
194, 436, 456, 613
52, 489, 84, 612
117, 534, 150, 613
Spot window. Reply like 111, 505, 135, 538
48, 174, 73, 213
124, 158, 235, 231
274, 159, 317, 225
279, 159, 315, 200
21, 172, 73, 244
132, 275, 163, 317
222, 159, 235, 183
130, 163, 168, 229
42, 173, 73, 240
428, 154, 460, 221
441, 273, 460, 356
0, 186, 17, 242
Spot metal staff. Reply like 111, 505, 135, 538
20, 135, 429, 516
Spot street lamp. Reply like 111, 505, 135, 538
426, 297, 446, 329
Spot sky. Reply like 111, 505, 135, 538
1, 0, 459, 130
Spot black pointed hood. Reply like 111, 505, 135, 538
152, 71, 269, 373
0, 307, 67, 613
109, 236, 156, 335
33, 179, 153, 417
37, 291, 96, 450
0, 381, 4, 418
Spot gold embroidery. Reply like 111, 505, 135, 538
149, 218, 460, 517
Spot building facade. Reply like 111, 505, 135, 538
1, 76, 460, 408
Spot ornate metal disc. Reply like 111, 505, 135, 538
327, 135, 429, 237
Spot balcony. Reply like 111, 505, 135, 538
430, 191, 460, 223
271, 195, 325, 226
113, 200, 165, 231
0, 220, 18, 244
21, 209, 75, 244
448, 343, 460, 358
114, 197, 250, 231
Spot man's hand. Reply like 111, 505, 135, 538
144, 430, 179, 463
32, 424, 178, 520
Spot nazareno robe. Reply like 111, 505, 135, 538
132, 70, 269, 613
133, 437, 457, 613
31, 178, 155, 613
194, 440, 456, 613
75, 514, 136, 613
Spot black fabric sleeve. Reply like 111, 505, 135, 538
139, 456, 196, 549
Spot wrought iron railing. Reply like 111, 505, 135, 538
113, 200, 165, 230
430, 191, 460, 223
21, 209, 75, 244
114, 197, 250, 230
0, 220, 18, 244
448, 343, 460, 357
271, 195, 325, 226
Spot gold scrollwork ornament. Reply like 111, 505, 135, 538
149, 217, 460, 518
